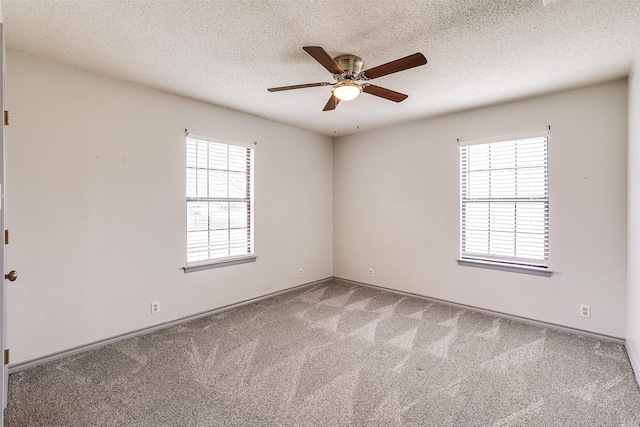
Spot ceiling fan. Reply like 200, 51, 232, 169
267, 46, 427, 111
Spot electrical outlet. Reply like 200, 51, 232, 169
369, 268, 373, 277
151, 301, 160, 314
580, 304, 591, 318
298, 268, 303, 277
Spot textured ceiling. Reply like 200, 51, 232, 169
4, 0, 640, 137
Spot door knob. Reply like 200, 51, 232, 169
5, 271, 17, 281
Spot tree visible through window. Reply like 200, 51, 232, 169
186, 134, 254, 265
460, 135, 548, 267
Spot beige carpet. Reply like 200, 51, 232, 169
5, 279, 640, 426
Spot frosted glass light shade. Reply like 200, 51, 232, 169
332, 81, 362, 101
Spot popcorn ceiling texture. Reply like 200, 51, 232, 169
4, 0, 640, 136
5, 280, 640, 426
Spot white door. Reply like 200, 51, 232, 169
0, 20, 9, 421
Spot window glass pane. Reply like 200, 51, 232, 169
516, 167, 546, 197
229, 202, 249, 228
196, 169, 208, 197
490, 169, 516, 198
187, 230, 209, 262
489, 142, 516, 170
186, 140, 197, 169
208, 142, 228, 170
488, 231, 515, 257
228, 146, 248, 172
516, 138, 546, 167
463, 202, 489, 255
515, 234, 545, 259
196, 140, 208, 169
464, 229, 489, 254
469, 148, 489, 171
229, 172, 247, 198
209, 171, 228, 198
489, 202, 515, 232
209, 229, 231, 258
515, 203, 546, 234
186, 168, 197, 198
209, 202, 229, 230
186, 202, 208, 231
229, 228, 250, 256
468, 170, 489, 198
464, 202, 489, 229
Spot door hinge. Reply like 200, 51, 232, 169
4, 349, 8, 365
3, 110, 8, 126
4, 230, 8, 245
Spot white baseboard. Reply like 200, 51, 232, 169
8, 277, 331, 373
627, 341, 640, 387
334, 277, 626, 345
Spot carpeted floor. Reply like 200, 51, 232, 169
5, 279, 640, 426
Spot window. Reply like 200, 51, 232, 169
460, 133, 548, 268
186, 133, 255, 270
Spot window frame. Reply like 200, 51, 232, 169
458, 130, 550, 275
184, 132, 256, 272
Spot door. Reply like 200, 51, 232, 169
0, 20, 7, 421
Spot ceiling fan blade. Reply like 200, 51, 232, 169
267, 82, 328, 92
362, 53, 427, 80
323, 95, 340, 111
362, 85, 408, 102
303, 46, 344, 74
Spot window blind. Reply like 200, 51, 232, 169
460, 135, 548, 267
186, 134, 254, 265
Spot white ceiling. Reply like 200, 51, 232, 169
3, 0, 640, 137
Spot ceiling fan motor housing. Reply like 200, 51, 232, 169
334, 54, 363, 77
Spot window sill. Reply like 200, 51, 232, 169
456, 259, 552, 277
184, 255, 257, 273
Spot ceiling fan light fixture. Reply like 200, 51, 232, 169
332, 80, 362, 101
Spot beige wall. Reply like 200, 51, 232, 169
5, 53, 334, 364
627, 49, 640, 379
334, 80, 628, 338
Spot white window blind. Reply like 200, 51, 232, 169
460, 134, 548, 267
186, 134, 254, 266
